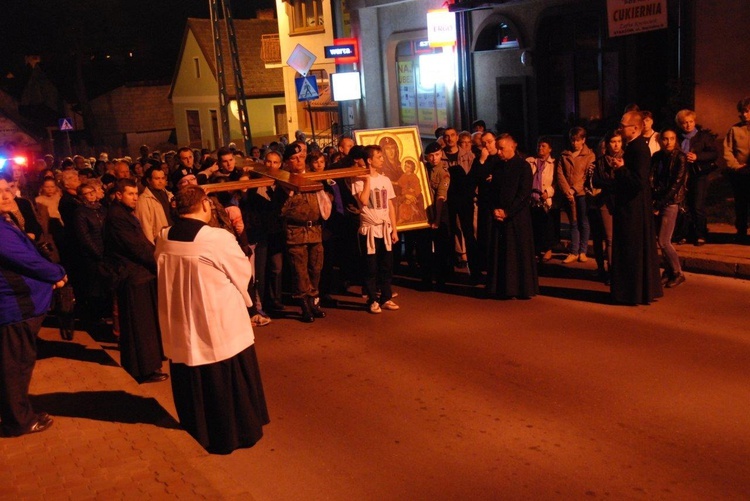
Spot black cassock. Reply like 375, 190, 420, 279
485, 154, 539, 299
611, 135, 663, 305
105, 201, 163, 381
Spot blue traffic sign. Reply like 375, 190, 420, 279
295, 76, 319, 102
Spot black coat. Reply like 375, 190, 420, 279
14, 197, 43, 241
105, 201, 157, 281
681, 128, 718, 177
611, 136, 663, 305
73, 203, 106, 260
485, 154, 538, 299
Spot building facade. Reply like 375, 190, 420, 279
348, 0, 750, 152
170, 17, 286, 151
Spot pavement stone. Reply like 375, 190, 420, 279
0, 327, 255, 501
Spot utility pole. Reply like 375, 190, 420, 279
209, 0, 253, 152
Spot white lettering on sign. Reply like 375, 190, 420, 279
329, 48, 352, 56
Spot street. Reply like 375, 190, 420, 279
2, 270, 750, 499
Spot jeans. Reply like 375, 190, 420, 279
657, 204, 681, 276
589, 204, 613, 272
567, 195, 590, 254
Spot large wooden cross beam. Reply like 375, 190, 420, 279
201, 165, 368, 194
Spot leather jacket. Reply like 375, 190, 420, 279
650, 149, 688, 211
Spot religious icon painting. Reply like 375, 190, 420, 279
353, 126, 432, 232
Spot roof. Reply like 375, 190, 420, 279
169, 18, 284, 99
90, 83, 174, 134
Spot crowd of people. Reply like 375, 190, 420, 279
1, 99, 748, 450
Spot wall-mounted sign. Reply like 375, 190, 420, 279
331, 38, 359, 64
426, 9, 456, 47
607, 0, 667, 38
325, 44, 355, 59
331, 72, 362, 101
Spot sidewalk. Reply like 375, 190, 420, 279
671, 222, 750, 279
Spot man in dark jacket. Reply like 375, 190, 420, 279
0, 174, 67, 436
105, 179, 167, 383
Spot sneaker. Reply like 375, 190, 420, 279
381, 300, 400, 310
369, 301, 382, 314
251, 314, 271, 327
660, 271, 671, 286
542, 250, 553, 262
562, 254, 578, 264
695, 238, 706, 247
578, 253, 588, 263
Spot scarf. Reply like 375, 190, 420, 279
681, 129, 698, 154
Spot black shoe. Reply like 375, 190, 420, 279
142, 371, 169, 383
665, 273, 686, 288
267, 300, 286, 311
27, 412, 53, 434
299, 298, 315, 323
309, 297, 326, 318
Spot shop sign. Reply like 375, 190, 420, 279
607, 0, 667, 37
426, 9, 456, 47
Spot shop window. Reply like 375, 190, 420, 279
396, 40, 450, 137
287, 0, 325, 35
475, 17, 521, 51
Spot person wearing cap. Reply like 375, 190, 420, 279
273, 143, 331, 322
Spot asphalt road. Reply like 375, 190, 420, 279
6, 269, 748, 500
187, 270, 749, 499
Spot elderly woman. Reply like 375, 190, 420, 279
675, 109, 718, 246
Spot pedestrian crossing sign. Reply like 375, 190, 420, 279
295, 76, 319, 102
59, 118, 74, 131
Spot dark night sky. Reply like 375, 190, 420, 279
0, 0, 276, 99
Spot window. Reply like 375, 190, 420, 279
186, 110, 202, 148
475, 17, 521, 52
396, 40, 449, 136
193, 57, 200, 78
287, 0, 325, 35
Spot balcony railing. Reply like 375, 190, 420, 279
261, 34, 281, 64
